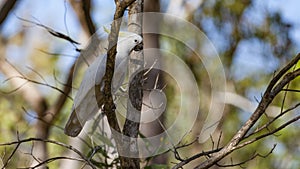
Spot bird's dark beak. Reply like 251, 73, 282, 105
133, 43, 143, 51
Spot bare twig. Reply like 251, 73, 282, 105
175, 137, 198, 150
18, 156, 86, 169
234, 115, 300, 151
0, 137, 96, 169
17, 17, 80, 46
2, 133, 21, 168
216, 144, 276, 168
243, 101, 300, 140
2, 74, 73, 100
281, 88, 300, 93
217, 131, 222, 149
172, 148, 223, 169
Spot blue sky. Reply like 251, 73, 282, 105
1, 0, 300, 85
2, 0, 299, 50
231, 0, 300, 81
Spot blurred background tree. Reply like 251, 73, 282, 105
0, 0, 299, 168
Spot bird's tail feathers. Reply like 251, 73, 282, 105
64, 110, 84, 137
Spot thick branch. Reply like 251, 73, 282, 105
122, 0, 143, 163
195, 54, 300, 169
69, 0, 96, 36
99, 0, 137, 168
0, 0, 18, 30
101, 0, 136, 133
118, 0, 144, 167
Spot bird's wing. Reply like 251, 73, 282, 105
73, 55, 106, 119
112, 56, 129, 93
64, 55, 106, 137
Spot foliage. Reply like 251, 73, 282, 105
0, 0, 299, 168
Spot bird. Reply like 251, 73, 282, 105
64, 32, 143, 137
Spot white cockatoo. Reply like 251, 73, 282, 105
64, 32, 143, 137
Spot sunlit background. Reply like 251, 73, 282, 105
0, 0, 299, 168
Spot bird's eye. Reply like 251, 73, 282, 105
134, 39, 138, 43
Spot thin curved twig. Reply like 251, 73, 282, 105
0, 137, 96, 169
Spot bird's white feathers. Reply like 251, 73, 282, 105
64, 33, 142, 137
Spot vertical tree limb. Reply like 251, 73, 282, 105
98, 0, 138, 168
120, 0, 144, 167
69, 0, 96, 37
141, 0, 168, 165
